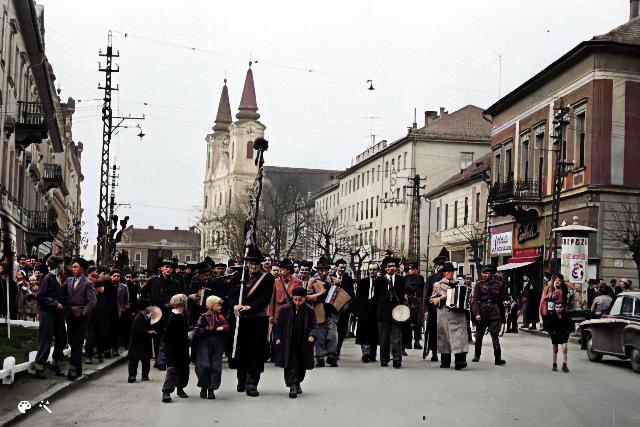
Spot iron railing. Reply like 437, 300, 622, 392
489, 179, 541, 204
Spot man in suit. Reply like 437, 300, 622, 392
331, 259, 355, 359
355, 264, 379, 362
34, 255, 67, 379
374, 256, 406, 368
64, 258, 97, 380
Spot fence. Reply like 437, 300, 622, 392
0, 317, 70, 385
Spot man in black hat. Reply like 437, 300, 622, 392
423, 265, 443, 361
229, 252, 275, 397
187, 264, 218, 326
471, 265, 506, 365
404, 262, 425, 350
330, 258, 355, 359
64, 258, 97, 380
355, 264, 379, 362
140, 259, 182, 362
374, 256, 406, 368
34, 255, 67, 378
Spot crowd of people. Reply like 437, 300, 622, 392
0, 250, 635, 402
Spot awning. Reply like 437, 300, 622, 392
497, 261, 535, 271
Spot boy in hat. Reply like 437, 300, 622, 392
274, 286, 316, 398
128, 299, 156, 383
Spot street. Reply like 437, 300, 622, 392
12, 333, 640, 427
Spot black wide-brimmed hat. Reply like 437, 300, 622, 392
381, 256, 400, 269
243, 246, 264, 263
72, 257, 89, 270
441, 262, 456, 273
279, 258, 295, 273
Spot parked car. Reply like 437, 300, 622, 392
578, 291, 640, 373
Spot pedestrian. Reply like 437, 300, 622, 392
128, 300, 156, 383
429, 262, 468, 370
545, 274, 571, 372
161, 293, 190, 403
522, 275, 540, 329
374, 256, 406, 369
85, 278, 108, 364
193, 295, 229, 399
330, 259, 355, 359
539, 273, 553, 331
355, 264, 379, 363
590, 285, 612, 318
274, 286, 316, 398
15, 270, 34, 320
64, 258, 97, 380
229, 251, 275, 397
307, 261, 335, 368
404, 263, 425, 350
471, 265, 507, 366
423, 266, 442, 362
33, 255, 67, 379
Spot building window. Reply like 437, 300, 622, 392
460, 152, 474, 170
365, 199, 369, 219
403, 152, 407, 169
361, 201, 364, 220
464, 197, 469, 225
475, 192, 480, 222
377, 165, 381, 181
391, 159, 395, 173
385, 161, 389, 178
444, 204, 449, 229
505, 148, 513, 181
367, 170, 370, 185
372, 167, 375, 183
384, 192, 388, 208
401, 225, 405, 251
185, 255, 191, 262
376, 196, 379, 216
134, 253, 141, 262
370, 196, 374, 217
375, 230, 378, 248
494, 154, 501, 183
395, 226, 399, 248
436, 206, 441, 231
521, 135, 530, 179
383, 229, 387, 247
576, 111, 586, 168
453, 201, 458, 228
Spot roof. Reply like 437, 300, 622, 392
486, 17, 640, 116
121, 226, 200, 246
337, 104, 490, 178
213, 80, 232, 131
236, 65, 259, 120
415, 105, 492, 139
427, 152, 491, 197
263, 166, 340, 197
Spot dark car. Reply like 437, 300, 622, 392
578, 291, 640, 373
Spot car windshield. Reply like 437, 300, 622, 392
609, 297, 623, 316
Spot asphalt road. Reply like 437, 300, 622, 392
11, 333, 640, 427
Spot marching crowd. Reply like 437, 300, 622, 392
0, 250, 635, 402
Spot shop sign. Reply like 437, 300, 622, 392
513, 248, 542, 258
561, 236, 588, 310
490, 231, 512, 256
517, 221, 539, 244
513, 219, 544, 250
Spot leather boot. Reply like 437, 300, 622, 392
494, 349, 506, 366
440, 353, 451, 368
162, 392, 171, 403
454, 353, 467, 370
207, 389, 215, 399
200, 388, 207, 399
289, 386, 297, 398
472, 351, 481, 362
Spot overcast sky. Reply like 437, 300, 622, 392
37, 0, 628, 253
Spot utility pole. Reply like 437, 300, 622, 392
405, 174, 427, 264
96, 31, 145, 266
108, 163, 119, 228
548, 102, 573, 273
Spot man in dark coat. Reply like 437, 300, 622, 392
423, 267, 442, 361
374, 256, 406, 368
229, 255, 275, 397
128, 300, 156, 383
33, 255, 67, 378
274, 286, 316, 398
85, 278, 108, 364
522, 275, 541, 329
161, 293, 190, 403
331, 259, 355, 359
404, 262, 425, 350
140, 260, 181, 361
471, 265, 507, 365
355, 264, 379, 362
63, 258, 96, 380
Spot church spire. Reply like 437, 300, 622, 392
236, 62, 260, 121
213, 79, 232, 132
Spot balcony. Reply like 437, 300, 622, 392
42, 164, 68, 195
14, 101, 48, 151
24, 209, 57, 247
488, 179, 541, 218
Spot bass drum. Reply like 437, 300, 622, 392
391, 304, 410, 322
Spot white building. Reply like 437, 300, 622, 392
311, 105, 491, 271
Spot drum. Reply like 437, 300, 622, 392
445, 285, 469, 311
325, 285, 352, 312
148, 306, 163, 325
391, 304, 411, 322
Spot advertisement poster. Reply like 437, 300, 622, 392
560, 236, 588, 310
490, 231, 512, 256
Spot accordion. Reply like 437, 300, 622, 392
446, 284, 469, 311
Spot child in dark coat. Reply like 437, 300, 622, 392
161, 294, 190, 403
127, 299, 156, 383
274, 287, 316, 398
193, 295, 229, 399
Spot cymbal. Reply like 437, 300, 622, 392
149, 306, 163, 325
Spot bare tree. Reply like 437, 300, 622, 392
308, 211, 351, 263
608, 199, 640, 281
347, 244, 370, 280
208, 207, 247, 259
452, 220, 489, 275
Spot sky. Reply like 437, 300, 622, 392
37, 0, 629, 253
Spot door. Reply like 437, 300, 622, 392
609, 297, 635, 355
595, 297, 623, 353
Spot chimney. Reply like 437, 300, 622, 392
148, 226, 154, 230
439, 106, 448, 116
631, 0, 640, 20
424, 110, 438, 127
174, 226, 179, 230
412, 108, 417, 130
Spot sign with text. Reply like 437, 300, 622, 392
490, 231, 512, 256
561, 236, 588, 310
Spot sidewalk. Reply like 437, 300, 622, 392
517, 327, 581, 344
0, 351, 127, 426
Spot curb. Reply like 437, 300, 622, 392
518, 328, 580, 344
1, 352, 128, 427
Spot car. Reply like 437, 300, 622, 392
578, 291, 640, 373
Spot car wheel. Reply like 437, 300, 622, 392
631, 348, 640, 374
586, 334, 603, 363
